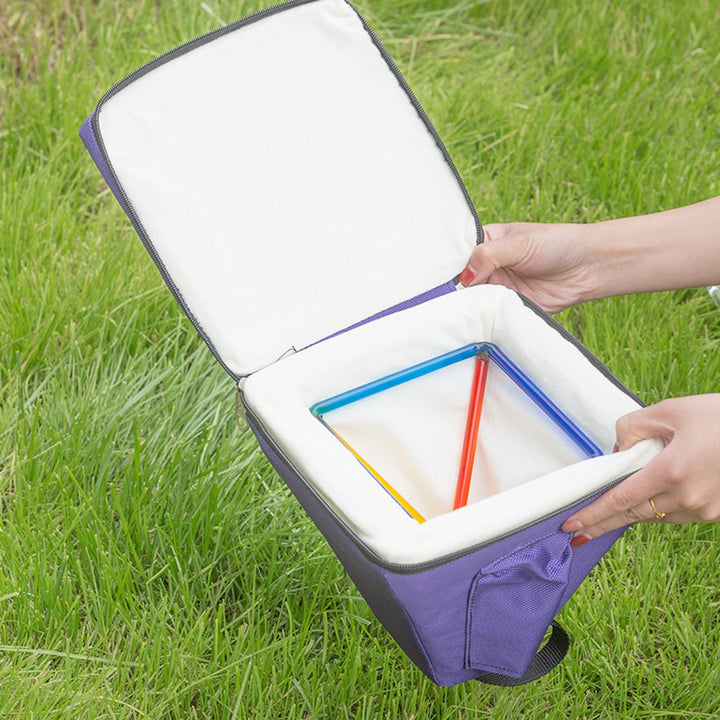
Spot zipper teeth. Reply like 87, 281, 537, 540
519, 296, 647, 408
88, 0, 485, 385
91, 0, 636, 571
93, 0, 311, 110
243, 395, 633, 574
354, 10, 483, 246
90, 0, 320, 383
92, 106, 238, 379
243, 296, 648, 573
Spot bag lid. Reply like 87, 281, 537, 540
87, 0, 482, 378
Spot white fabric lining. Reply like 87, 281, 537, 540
243, 285, 663, 565
96, 0, 478, 377
325, 359, 591, 520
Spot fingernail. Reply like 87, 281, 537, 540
571, 533, 591, 548
458, 266, 478, 286
562, 519, 582, 533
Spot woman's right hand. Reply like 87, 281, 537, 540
458, 222, 600, 314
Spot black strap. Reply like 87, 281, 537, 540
475, 621, 570, 687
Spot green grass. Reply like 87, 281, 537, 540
2, 0, 720, 717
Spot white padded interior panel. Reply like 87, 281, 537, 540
243, 285, 663, 565
96, 0, 478, 377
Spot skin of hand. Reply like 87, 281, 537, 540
562, 395, 720, 545
457, 222, 601, 313
459, 197, 720, 314
457, 198, 720, 542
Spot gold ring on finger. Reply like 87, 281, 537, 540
648, 497, 666, 520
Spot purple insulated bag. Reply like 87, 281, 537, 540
81, 0, 662, 686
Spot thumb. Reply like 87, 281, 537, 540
615, 402, 674, 451
458, 224, 529, 286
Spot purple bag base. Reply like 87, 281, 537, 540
250, 414, 625, 686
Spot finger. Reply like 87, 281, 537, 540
571, 501, 697, 549
481, 223, 509, 241
615, 402, 675, 451
561, 457, 666, 534
643, 509, 699, 525
571, 491, 674, 544
458, 231, 530, 286
482, 222, 539, 242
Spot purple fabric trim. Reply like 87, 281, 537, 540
304, 280, 457, 350
250, 414, 625, 686
79, 113, 133, 219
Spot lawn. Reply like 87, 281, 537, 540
1, 0, 719, 717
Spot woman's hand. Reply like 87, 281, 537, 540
460, 201, 720, 539
562, 395, 720, 545
460, 198, 720, 313
458, 222, 601, 313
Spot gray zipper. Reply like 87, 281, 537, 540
89, 0, 641, 574
87, 0, 483, 383
241, 390, 635, 575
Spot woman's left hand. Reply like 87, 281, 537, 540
562, 394, 720, 546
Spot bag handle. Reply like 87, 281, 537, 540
475, 621, 569, 686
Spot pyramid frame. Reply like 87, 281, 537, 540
311, 342, 603, 522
